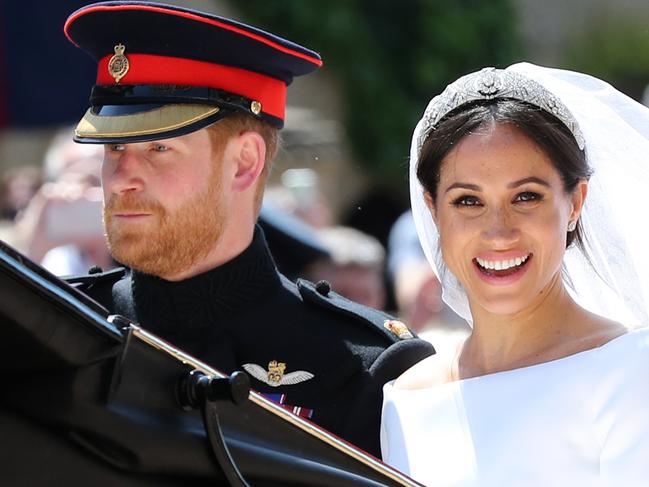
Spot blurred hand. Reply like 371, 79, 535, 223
16, 180, 105, 264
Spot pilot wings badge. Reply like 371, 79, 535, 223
242, 360, 314, 387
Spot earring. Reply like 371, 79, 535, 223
567, 220, 577, 232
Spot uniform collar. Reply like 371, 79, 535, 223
130, 225, 281, 342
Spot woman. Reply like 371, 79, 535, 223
381, 63, 649, 486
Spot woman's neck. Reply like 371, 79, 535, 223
394, 274, 626, 390
459, 273, 585, 378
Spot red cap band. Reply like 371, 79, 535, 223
97, 53, 286, 120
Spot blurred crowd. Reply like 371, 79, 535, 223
1, 128, 111, 275
0, 129, 468, 348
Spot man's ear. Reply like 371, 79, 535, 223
230, 131, 266, 193
424, 191, 438, 225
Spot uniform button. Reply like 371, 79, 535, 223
315, 280, 331, 296
88, 265, 103, 274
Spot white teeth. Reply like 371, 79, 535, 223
476, 254, 529, 271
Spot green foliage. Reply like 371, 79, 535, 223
566, 15, 649, 100
236, 0, 521, 187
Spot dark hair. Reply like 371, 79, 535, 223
417, 99, 592, 251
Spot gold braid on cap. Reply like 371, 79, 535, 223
417, 67, 586, 152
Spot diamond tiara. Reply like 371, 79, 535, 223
417, 67, 585, 151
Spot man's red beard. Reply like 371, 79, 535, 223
103, 179, 225, 279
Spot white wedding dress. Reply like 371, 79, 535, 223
381, 328, 649, 487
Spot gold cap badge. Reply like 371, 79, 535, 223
384, 319, 414, 340
108, 43, 130, 83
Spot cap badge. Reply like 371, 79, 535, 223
250, 100, 262, 115
108, 43, 130, 83
384, 319, 414, 340
242, 360, 314, 387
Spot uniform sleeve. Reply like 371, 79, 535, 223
369, 338, 434, 386
598, 331, 649, 485
338, 339, 433, 457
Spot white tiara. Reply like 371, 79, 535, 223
417, 67, 586, 151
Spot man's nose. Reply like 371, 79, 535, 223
104, 150, 145, 195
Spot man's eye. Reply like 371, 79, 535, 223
514, 192, 542, 203
153, 144, 169, 152
108, 144, 125, 152
452, 195, 481, 207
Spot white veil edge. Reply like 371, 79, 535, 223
410, 62, 649, 328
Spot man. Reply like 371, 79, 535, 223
64, 1, 433, 457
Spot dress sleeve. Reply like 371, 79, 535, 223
380, 381, 413, 473
598, 330, 649, 485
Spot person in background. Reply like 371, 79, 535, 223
0, 166, 42, 221
304, 226, 386, 310
0, 166, 42, 248
15, 128, 111, 275
63, 1, 433, 457
257, 201, 331, 280
387, 210, 469, 350
264, 168, 333, 230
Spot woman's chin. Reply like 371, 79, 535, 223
470, 292, 532, 318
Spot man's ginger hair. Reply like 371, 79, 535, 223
207, 113, 279, 214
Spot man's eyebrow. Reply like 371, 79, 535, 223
507, 177, 551, 189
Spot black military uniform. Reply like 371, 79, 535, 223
63, 2, 434, 457
72, 226, 433, 455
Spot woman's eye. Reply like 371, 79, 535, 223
514, 191, 541, 203
452, 195, 481, 207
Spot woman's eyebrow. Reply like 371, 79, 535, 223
444, 182, 481, 194
444, 177, 551, 194
507, 176, 550, 188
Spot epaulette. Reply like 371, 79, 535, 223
64, 266, 127, 289
296, 278, 417, 344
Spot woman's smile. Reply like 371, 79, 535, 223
473, 253, 533, 285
